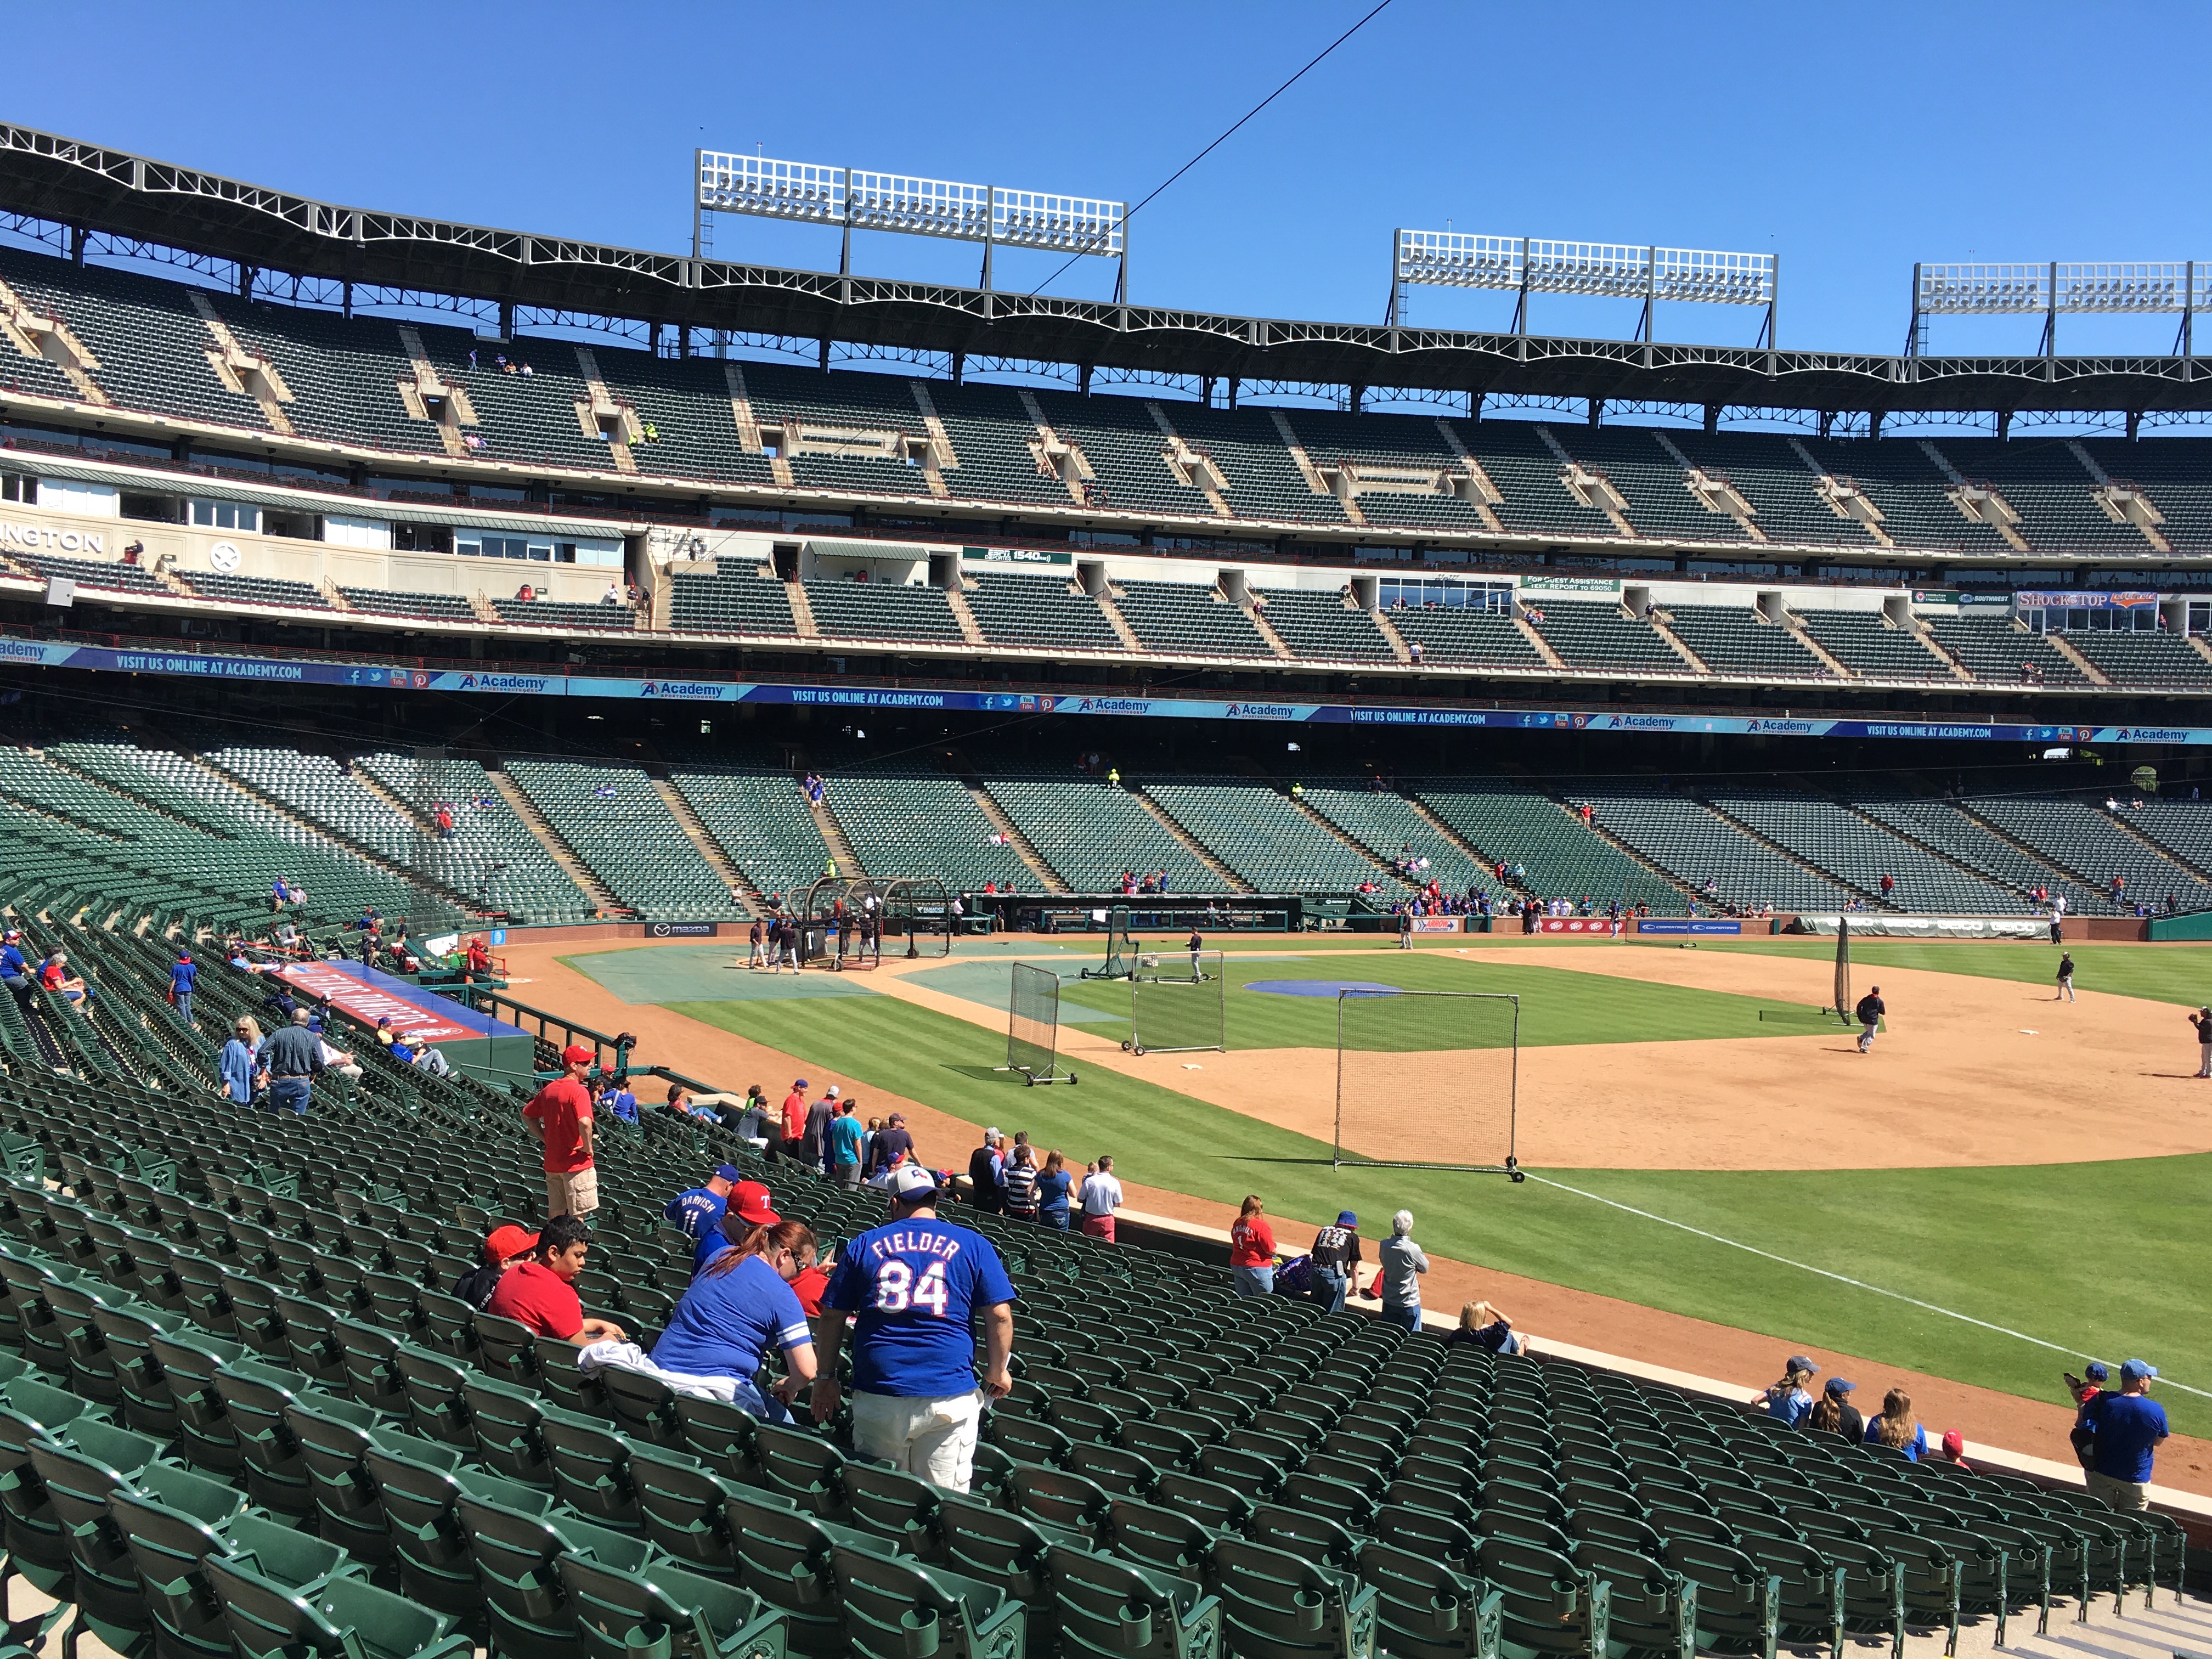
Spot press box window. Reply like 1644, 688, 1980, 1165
455, 534, 551, 561
189, 499, 258, 533
0, 475, 32, 504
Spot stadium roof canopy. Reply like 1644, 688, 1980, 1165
4, 121, 2210, 416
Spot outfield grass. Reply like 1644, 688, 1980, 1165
1636, 936, 2212, 1007
912, 953, 1832, 1051
665, 988, 2210, 1435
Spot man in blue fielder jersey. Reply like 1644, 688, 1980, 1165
812, 1162, 1015, 1492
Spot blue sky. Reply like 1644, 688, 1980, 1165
9, 0, 2210, 360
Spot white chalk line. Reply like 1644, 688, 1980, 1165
1523, 1172, 2210, 1402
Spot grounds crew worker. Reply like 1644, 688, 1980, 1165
1854, 985, 1886, 1054
812, 1163, 1015, 1493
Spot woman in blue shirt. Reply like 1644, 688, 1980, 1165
1035, 1149, 1073, 1229
654, 1218, 818, 1420
1864, 1387, 1929, 1461
218, 1016, 263, 1105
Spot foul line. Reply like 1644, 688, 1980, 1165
1523, 1172, 2210, 1402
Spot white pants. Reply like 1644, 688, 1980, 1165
749, 942, 766, 967
2059, 976, 2074, 1002
2199, 1042, 2211, 1079
850, 1387, 983, 1492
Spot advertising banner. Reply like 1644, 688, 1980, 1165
1634, 919, 1745, 935
1408, 917, 1464, 933
1536, 917, 1621, 934
273, 960, 525, 1047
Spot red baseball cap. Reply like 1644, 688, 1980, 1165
1940, 1429, 1965, 1459
484, 1224, 539, 1263
729, 1181, 779, 1226
561, 1045, 595, 1066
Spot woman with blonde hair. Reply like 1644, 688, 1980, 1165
218, 1015, 264, 1104
1448, 1299, 1523, 1355
1864, 1387, 1928, 1461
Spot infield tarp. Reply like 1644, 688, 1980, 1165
1793, 915, 2047, 939
274, 959, 535, 1085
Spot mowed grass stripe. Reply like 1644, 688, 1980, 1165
665, 991, 2212, 1436
910, 952, 1831, 1051
1645, 936, 2212, 1007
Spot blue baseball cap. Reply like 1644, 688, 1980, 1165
714, 1165, 742, 1183
2120, 1359, 2158, 1383
1824, 1378, 1854, 1396
1787, 1355, 1818, 1374
2084, 1362, 2109, 1383
1337, 1211, 1358, 1226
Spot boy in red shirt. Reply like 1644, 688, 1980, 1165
524, 1045, 599, 1217
487, 1215, 626, 1344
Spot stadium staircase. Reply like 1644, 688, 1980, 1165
1783, 616, 1855, 679
1513, 613, 1568, 669
799, 782, 863, 879
645, 772, 763, 915
1369, 606, 1415, 664
1695, 793, 1892, 909
1223, 763, 1409, 887
1240, 595, 1296, 661
1126, 788, 1256, 893
1538, 794, 1703, 910
1091, 585, 1146, 653
2040, 633, 2111, 687
1644, 607, 1709, 674
185, 750, 483, 918
343, 761, 444, 839
784, 579, 820, 638
941, 583, 989, 647
481, 761, 628, 916
942, 752, 1070, 894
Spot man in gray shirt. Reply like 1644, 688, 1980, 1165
1373, 1208, 1429, 1333
258, 1008, 325, 1116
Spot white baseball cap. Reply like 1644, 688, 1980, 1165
826, 1085, 840, 1098
889, 1164, 939, 1200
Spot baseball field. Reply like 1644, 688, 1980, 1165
514, 928, 2212, 1482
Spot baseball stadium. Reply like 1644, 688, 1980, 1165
0, 86, 2210, 1659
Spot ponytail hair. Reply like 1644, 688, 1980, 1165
1875, 1389, 1917, 1449
1238, 1194, 1263, 1220
703, 1219, 818, 1279
1807, 1394, 1842, 1433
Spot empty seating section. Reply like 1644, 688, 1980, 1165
205, 295, 445, 459
1297, 785, 1493, 896
1938, 439, 2141, 555
340, 587, 474, 622
2119, 800, 2212, 884
492, 598, 637, 630
1142, 779, 1389, 892
1255, 589, 1396, 662
979, 771, 1221, 891
1927, 617, 2088, 686
1795, 611, 1950, 680
1795, 437, 2010, 554
1668, 431, 1869, 548
1171, 406, 1347, 525
1963, 797, 2212, 912
802, 579, 964, 645
357, 752, 590, 921
2066, 630, 2212, 689
1417, 781, 1686, 912
1578, 786, 1851, 913
1111, 580, 1273, 657
1285, 408, 1492, 533
1852, 797, 2117, 915
814, 766, 1031, 891
745, 360, 936, 499
503, 759, 741, 919
182, 571, 330, 610
2079, 438, 2212, 552
1555, 430, 1752, 543
1703, 790, 2021, 912
929, 383, 1074, 510
1026, 390, 1220, 517
962, 573, 1124, 653
1527, 604, 1689, 675
608, 354, 777, 487
449, 346, 620, 475
667, 757, 832, 904
667, 564, 799, 635
1, 549, 172, 596
1462, 424, 1616, 538
1664, 606, 1830, 678
1387, 605, 1547, 669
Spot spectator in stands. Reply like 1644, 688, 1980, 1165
405, 1042, 454, 1079
523, 1045, 599, 1218
828, 1099, 867, 1188
1035, 1150, 1072, 1229
2064, 1362, 2111, 1468
2080, 1360, 2168, 1511
1879, 873, 1895, 898
1078, 1155, 1124, 1242
812, 1163, 1015, 1493
454, 1223, 539, 1311
1003, 1144, 1040, 1221
259, 1008, 324, 1114
486, 1215, 626, 1345
1373, 1210, 1428, 1332
656, 1218, 817, 1421
692, 1178, 780, 1273
1758, 1356, 1819, 1425
317, 1027, 363, 1081
968, 1128, 1006, 1214
777, 1078, 809, 1161
1229, 1195, 1277, 1296
665, 1163, 742, 1239
870, 1110, 915, 1176
724, 1083, 771, 1140
601, 582, 623, 607
218, 1015, 264, 1105
1807, 1378, 1863, 1443
40, 950, 95, 1010
665, 1085, 723, 1123
1449, 1300, 1524, 1355
1308, 1212, 1362, 1311
597, 1077, 639, 1124
1408, 639, 1424, 665
1929, 1430, 1971, 1471
803, 1085, 838, 1173
1864, 1387, 1928, 1460
166, 951, 197, 1026
516, 583, 535, 603
2191, 1007, 2212, 1078
0, 929, 33, 1014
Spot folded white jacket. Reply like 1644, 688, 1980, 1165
574, 1339, 740, 1404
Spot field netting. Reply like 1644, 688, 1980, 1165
1333, 988, 1520, 1175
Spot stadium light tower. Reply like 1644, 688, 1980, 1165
1387, 230, 1778, 347
694, 150, 1128, 299
1907, 260, 2207, 358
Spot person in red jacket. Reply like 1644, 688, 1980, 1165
779, 1079, 810, 1164
1229, 1194, 1277, 1297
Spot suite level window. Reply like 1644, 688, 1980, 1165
456, 534, 553, 561
189, 499, 258, 532
0, 474, 31, 504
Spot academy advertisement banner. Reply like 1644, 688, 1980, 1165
9, 635, 2211, 746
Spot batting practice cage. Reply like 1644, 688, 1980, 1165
1079, 906, 1135, 980
1000, 962, 1077, 1085
1333, 988, 1522, 1178
803, 876, 952, 967
1121, 950, 1226, 1056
